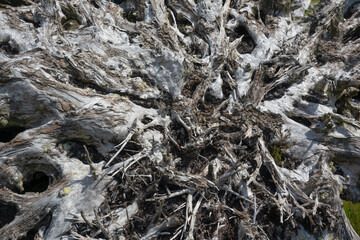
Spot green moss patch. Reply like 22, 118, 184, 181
343, 200, 360, 235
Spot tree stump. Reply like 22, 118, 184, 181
0, 0, 359, 239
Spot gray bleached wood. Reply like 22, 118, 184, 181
0, 0, 359, 239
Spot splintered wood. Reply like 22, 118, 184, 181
0, 0, 359, 239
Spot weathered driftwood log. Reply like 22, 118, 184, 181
0, 0, 359, 239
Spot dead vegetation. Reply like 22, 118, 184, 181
0, 0, 359, 239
